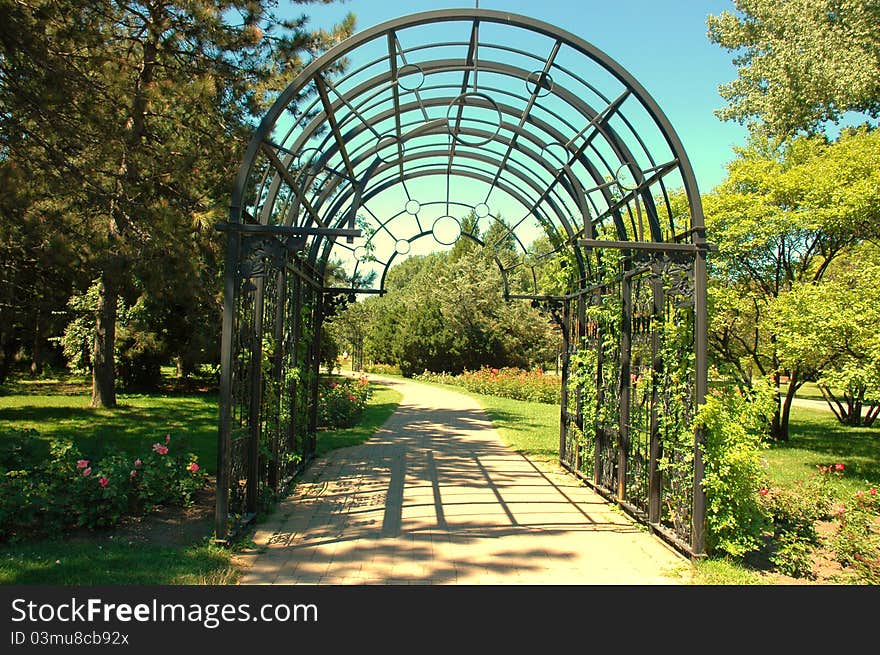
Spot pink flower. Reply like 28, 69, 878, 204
330, 382, 338, 388
186, 462, 200, 473
76, 459, 89, 470
82, 467, 92, 477
857, 490, 864, 498
759, 488, 769, 496
165, 434, 171, 444
134, 459, 142, 468
130, 470, 137, 479
99, 476, 109, 488
834, 463, 845, 472
152, 443, 169, 455
835, 505, 846, 516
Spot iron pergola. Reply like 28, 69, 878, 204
216, 8, 710, 557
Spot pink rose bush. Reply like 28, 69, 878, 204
317, 376, 370, 429
0, 432, 206, 542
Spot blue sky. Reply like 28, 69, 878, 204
289, 0, 750, 193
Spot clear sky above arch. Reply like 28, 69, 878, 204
287, 0, 750, 194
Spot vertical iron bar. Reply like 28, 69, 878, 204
269, 268, 287, 492
574, 292, 586, 472
593, 288, 604, 486
290, 273, 303, 455
648, 268, 663, 524
215, 230, 240, 541
246, 276, 265, 516
559, 298, 571, 464
692, 242, 709, 555
618, 269, 631, 502
307, 290, 324, 454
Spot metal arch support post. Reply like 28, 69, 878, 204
692, 232, 709, 557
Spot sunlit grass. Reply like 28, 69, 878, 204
0, 377, 401, 585
0, 539, 239, 585
764, 406, 880, 494
0, 376, 218, 473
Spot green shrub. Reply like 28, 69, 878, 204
131, 435, 206, 511
416, 367, 560, 404
0, 427, 48, 472
696, 379, 776, 558
0, 431, 205, 543
317, 375, 371, 429
831, 486, 880, 583
364, 363, 402, 376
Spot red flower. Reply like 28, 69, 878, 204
870, 488, 877, 496
82, 467, 92, 477
186, 462, 200, 473
490, 368, 499, 375
99, 476, 109, 488
152, 443, 169, 455
834, 463, 845, 471
76, 459, 89, 470
347, 394, 356, 402
759, 488, 769, 496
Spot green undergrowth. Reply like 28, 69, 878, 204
314, 383, 403, 457
0, 539, 238, 585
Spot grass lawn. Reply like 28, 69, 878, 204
764, 405, 880, 493
0, 541, 237, 585
0, 374, 400, 585
0, 376, 218, 474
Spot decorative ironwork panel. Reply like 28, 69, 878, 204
623, 271, 655, 513
655, 260, 696, 543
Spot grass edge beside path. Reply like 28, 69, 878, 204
0, 381, 402, 585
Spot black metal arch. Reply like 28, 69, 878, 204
216, 8, 710, 557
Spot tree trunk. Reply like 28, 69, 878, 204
91, 271, 117, 408
30, 312, 43, 376
0, 339, 16, 385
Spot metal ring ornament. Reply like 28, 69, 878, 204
446, 92, 503, 147
432, 215, 462, 245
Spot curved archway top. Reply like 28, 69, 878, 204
231, 8, 705, 295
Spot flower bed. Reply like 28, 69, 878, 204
317, 374, 371, 429
415, 367, 560, 404
0, 432, 205, 543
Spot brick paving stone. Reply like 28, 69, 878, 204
236, 375, 694, 585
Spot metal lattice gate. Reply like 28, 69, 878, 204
215, 8, 712, 556
559, 242, 709, 555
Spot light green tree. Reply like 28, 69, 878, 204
705, 127, 880, 439
708, 0, 880, 136
771, 246, 880, 427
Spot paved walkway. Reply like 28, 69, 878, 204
236, 375, 693, 585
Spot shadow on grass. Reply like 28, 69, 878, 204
769, 407, 880, 485
0, 393, 219, 474
0, 539, 237, 585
